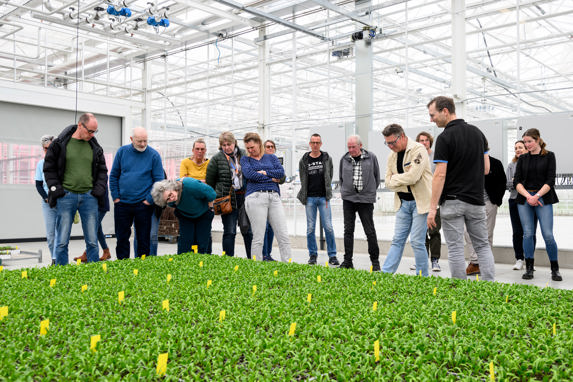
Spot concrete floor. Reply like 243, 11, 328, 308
2, 234, 572, 291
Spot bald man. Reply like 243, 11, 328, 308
110, 127, 165, 259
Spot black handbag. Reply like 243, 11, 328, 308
238, 205, 251, 235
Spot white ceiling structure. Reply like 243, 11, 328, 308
1, 0, 572, 153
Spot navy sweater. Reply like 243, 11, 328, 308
241, 154, 285, 196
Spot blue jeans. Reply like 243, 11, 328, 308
114, 201, 154, 259
54, 190, 99, 265
133, 213, 160, 256
262, 223, 274, 258
382, 200, 429, 276
96, 209, 109, 251
176, 209, 214, 255
306, 197, 337, 257
41, 201, 58, 260
517, 197, 558, 261
221, 193, 252, 258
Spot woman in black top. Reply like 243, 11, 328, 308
514, 128, 561, 281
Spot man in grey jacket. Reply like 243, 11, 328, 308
339, 135, 381, 270
297, 134, 338, 266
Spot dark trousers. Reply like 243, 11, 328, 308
509, 198, 537, 260
176, 209, 214, 255
262, 223, 274, 259
425, 207, 441, 260
342, 200, 379, 263
221, 193, 252, 258
114, 201, 153, 259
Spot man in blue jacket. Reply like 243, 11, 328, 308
110, 127, 164, 259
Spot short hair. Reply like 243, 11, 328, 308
151, 179, 182, 207
416, 131, 434, 147
310, 133, 321, 140
427, 96, 455, 114
78, 113, 94, 126
218, 131, 237, 149
193, 138, 206, 150
243, 132, 263, 155
41, 135, 54, 147
522, 128, 548, 155
264, 139, 276, 149
382, 124, 404, 137
347, 135, 362, 145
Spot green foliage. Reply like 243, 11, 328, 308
1, 254, 572, 380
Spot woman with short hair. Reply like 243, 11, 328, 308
151, 178, 216, 255
241, 132, 291, 262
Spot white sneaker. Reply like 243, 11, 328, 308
409, 264, 416, 270
512, 259, 524, 270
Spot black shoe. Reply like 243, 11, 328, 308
550, 261, 563, 281
372, 263, 381, 272
328, 257, 340, 266
522, 258, 534, 280
339, 260, 354, 269
51, 259, 56, 266
263, 256, 276, 262
308, 255, 318, 265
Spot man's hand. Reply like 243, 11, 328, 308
114, 198, 120, 203
143, 200, 151, 206
427, 208, 437, 229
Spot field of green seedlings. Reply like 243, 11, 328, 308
0, 253, 571, 380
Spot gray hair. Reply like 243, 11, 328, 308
151, 179, 182, 207
382, 124, 404, 138
347, 135, 362, 145
41, 135, 54, 146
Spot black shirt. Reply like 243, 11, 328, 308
307, 153, 326, 197
396, 150, 414, 201
513, 151, 559, 205
433, 119, 489, 206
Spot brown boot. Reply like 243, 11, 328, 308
73, 251, 87, 263
100, 248, 111, 261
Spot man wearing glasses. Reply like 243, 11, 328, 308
297, 134, 339, 266
381, 124, 432, 277
43, 113, 108, 265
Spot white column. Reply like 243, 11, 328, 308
451, 0, 467, 118
258, 27, 270, 138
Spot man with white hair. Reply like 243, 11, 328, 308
110, 127, 165, 259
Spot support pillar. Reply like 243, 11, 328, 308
451, 0, 467, 117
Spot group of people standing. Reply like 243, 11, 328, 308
35, 96, 563, 283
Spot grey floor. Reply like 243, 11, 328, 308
2, 235, 572, 291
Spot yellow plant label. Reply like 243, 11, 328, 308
118, 291, 125, 304
81, 284, 88, 293
199, 261, 203, 268
253, 255, 256, 261
141, 255, 146, 260
505, 295, 508, 303
288, 258, 292, 263
374, 340, 380, 362
21, 271, 28, 279
288, 322, 296, 336
307, 293, 312, 303
317, 275, 321, 283
419, 270, 422, 277
162, 300, 169, 312
252, 285, 257, 296
207, 280, 212, 288
76, 259, 82, 265
234, 265, 239, 272
433, 287, 437, 296
452, 311, 457, 325
0, 266, 3, 272
325, 261, 328, 267
222, 251, 226, 256
156, 353, 168, 376
167, 274, 172, 283
369, 265, 373, 273
133, 269, 138, 276
371, 280, 376, 290
273, 270, 278, 277
168, 257, 173, 262
489, 361, 495, 381
373, 301, 378, 311
102, 263, 107, 272
192, 245, 198, 253
50, 279, 56, 288
90, 334, 101, 352
0, 306, 8, 320
553, 323, 556, 336
40, 319, 49, 336
219, 310, 226, 322
476, 274, 479, 282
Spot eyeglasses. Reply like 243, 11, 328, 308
81, 123, 98, 135
309, 141, 321, 145
265, 145, 275, 149
384, 135, 401, 147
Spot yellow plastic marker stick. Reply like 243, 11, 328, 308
373, 301, 378, 311
199, 261, 203, 268
0, 266, 3, 272
273, 270, 278, 277
433, 287, 437, 296
505, 295, 508, 303
162, 300, 169, 312
288, 322, 296, 336
253, 255, 256, 261
452, 311, 457, 325
219, 310, 226, 322
77, 259, 82, 265
192, 245, 198, 253
317, 275, 321, 283
0, 306, 8, 320
489, 361, 495, 381
141, 255, 146, 260
102, 263, 107, 273
307, 293, 312, 303
21, 271, 28, 279
553, 323, 556, 336
207, 280, 212, 288
325, 261, 328, 267
252, 285, 257, 296
234, 265, 239, 272
370, 265, 373, 273
222, 251, 226, 256
476, 274, 479, 282
133, 269, 138, 276
168, 257, 173, 262
81, 284, 88, 293
374, 340, 380, 362
156, 353, 168, 376
90, 334, 101, 352
288, 258, 292, 263
166, 274, 172, 283
419, 270, 422, 277
371, 280, 376, 290
40, 319, 49, 336
118, 291, 125, 304
50, 279, 56, 288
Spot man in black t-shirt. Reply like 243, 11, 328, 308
426, 96, 495, 281
297, 134, 339, 266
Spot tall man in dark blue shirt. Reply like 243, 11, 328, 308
110, 127, 165, 259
